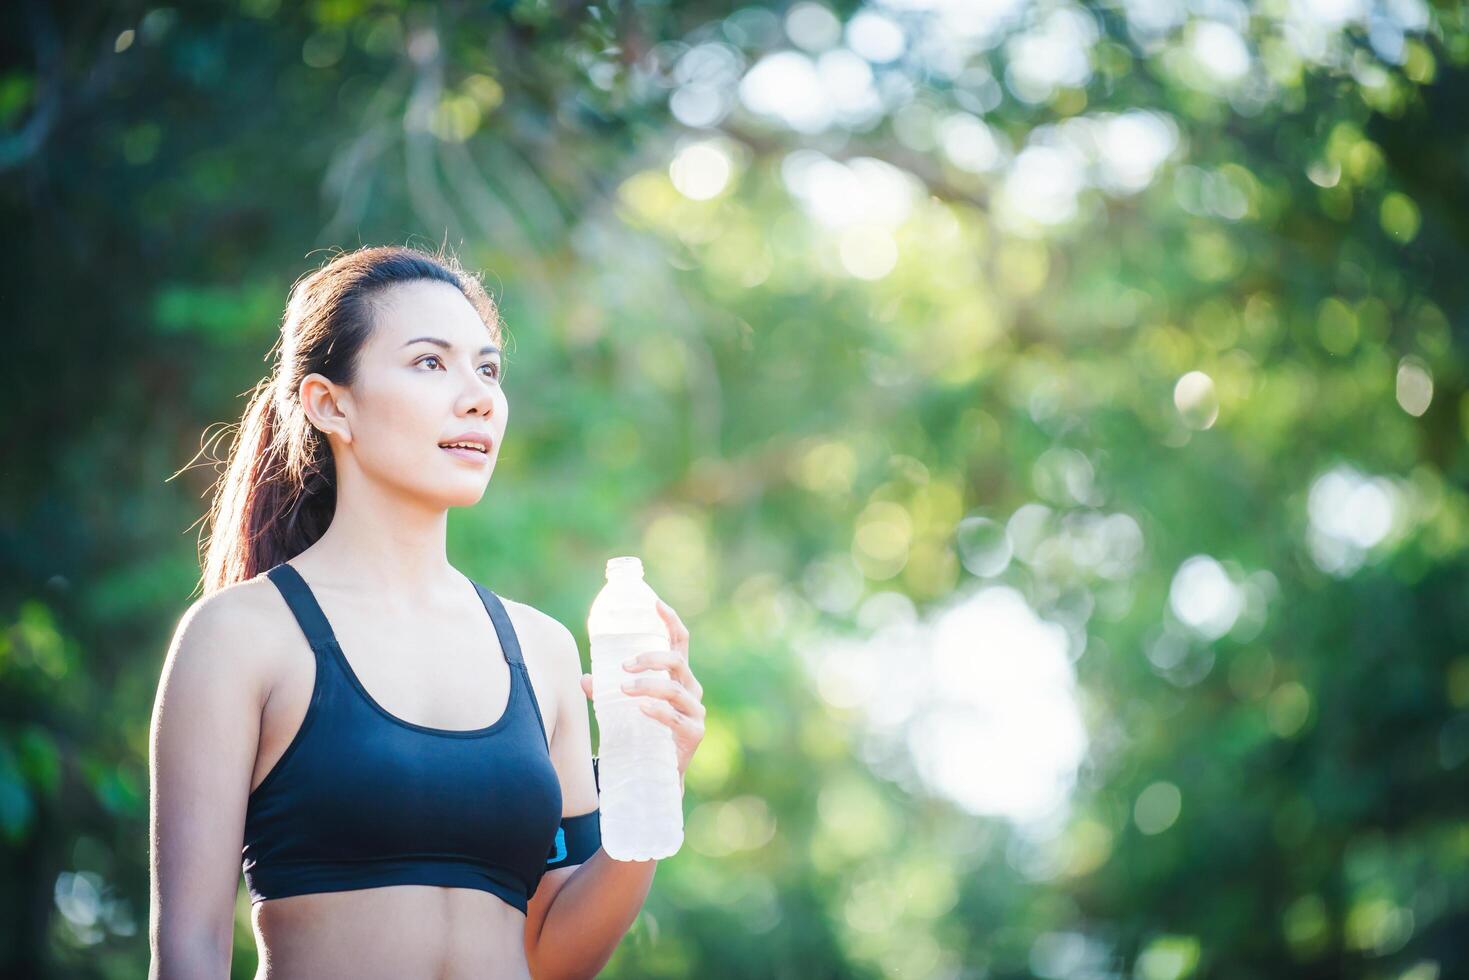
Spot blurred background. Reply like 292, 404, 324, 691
2, 0, 1467, 977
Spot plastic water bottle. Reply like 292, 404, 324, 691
588, 556, 684, 861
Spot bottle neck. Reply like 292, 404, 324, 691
605, 556, 644, 581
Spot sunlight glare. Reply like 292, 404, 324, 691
801, 585, 1089, 831
670, 141, 734, 200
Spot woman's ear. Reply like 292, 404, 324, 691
299, 373, 353, 445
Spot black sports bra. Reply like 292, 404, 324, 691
241, 562, 600, 914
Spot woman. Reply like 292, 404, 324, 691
148, 245, 705, 979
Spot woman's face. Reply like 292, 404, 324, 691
314, 279, 508, 510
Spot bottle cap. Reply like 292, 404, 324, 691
606, 556, 643, 578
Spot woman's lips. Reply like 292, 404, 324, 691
441, 445, 490, 464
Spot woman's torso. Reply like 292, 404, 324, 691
237, 562, 563, 980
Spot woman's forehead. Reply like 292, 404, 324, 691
370, 281, 489, 346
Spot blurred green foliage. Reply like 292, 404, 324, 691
2, 0, 1467, 977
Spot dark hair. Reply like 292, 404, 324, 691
191, 244, 504, 596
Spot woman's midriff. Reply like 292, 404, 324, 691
251, 884, 532, 980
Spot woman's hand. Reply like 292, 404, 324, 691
580, 598, 704, 787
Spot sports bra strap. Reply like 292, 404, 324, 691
265, 563, 338, 650
470, 582, 526, 670
472, 581, 550, 750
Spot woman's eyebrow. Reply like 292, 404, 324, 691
401, 336, 500, 356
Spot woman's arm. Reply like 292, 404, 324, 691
527, 849, 658, 980
148, 587, 270, 980
520, 615, 640, 979
522, 602, 703, 979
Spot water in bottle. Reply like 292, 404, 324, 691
588, 556, 684, 861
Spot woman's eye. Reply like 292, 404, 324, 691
416, 354, 498, 380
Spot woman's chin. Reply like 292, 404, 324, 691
440, 478, 491, 508
437, 487, 490, 511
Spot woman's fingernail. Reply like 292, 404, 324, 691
623, 659, 637, 668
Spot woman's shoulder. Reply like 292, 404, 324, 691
197, 569, 303, 633
492, 593, 582, 676
160, 573, 298, 709
169, 571, 311, 684
175, 573, 293, 642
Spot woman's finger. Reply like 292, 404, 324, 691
622, 676, 705, 718
639, 698, 705, 739
623, 650, 702, 699
655, 599, 690, 656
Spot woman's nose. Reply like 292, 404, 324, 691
457, 367, 496, 415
